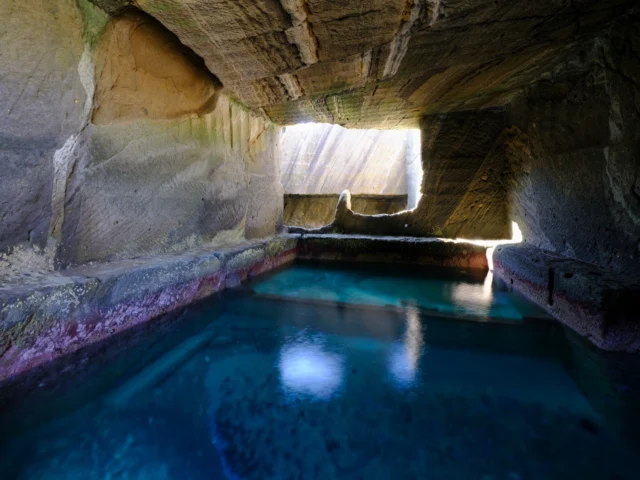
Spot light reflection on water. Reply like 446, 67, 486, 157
279, 307, 427, 397
278, 333, 345, 400
388, 305, 424, 388
251, 233, 545, 321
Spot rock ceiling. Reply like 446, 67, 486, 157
93, 0, 635, 128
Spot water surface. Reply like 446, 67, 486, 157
1, 263, 638, 479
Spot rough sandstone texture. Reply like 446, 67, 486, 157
291, 12, 640, 255
88, 0, 636, 128
1, 0, 639, 367
0, 0, 87, 252
284, 194, 408, 227
92, 11, 221, 124
491, 14, 640, 352
493, 245, 640, 352
506, 17, 640, 276
1, 6, 284, 270
0, 2, 291, 386
297, 234, 488, 270
0, 236, 298, 390
58, 94, 283, 266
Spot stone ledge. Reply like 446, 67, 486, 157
0, 236, 297, 383
493, 245, 640, 352
297, 234, 488, 270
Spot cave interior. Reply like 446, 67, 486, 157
1, 0, 640, 471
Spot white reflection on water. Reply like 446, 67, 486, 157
388, 306, 424, 388
450, 221, 524, 316
278, 335, 344, 400
450, 279, 493, 316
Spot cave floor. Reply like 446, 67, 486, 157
1, 263, 639, 479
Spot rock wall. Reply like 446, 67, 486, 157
417, 109, 513, 239
507, 17, 640, 275
280, 123, 412, 195
58, 96, 283, 266
488, 16, 640, 352
92, 10, 220, 124
1, 4, 283, 272
0, 0, 88, 253
293, 14, 640, 253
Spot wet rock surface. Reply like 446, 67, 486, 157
295, 233, 488, 270
0, 236, 297, 388
494, 244, 640, 352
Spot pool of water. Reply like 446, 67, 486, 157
1, 263, 638, 479
250, 261, 549, 321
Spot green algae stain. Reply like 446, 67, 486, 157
77, 0, 109, 50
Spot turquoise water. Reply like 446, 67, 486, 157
1, 263, 638, 479
250, 262, 548, 321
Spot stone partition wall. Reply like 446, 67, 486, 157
283, 194, 408, 227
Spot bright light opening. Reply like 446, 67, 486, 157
280, 123, 422, 226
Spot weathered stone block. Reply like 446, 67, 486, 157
494, 244, 640, 352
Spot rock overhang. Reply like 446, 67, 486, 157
88, 0, 637, 129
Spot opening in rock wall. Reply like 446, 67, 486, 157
280, 123, 422, 228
